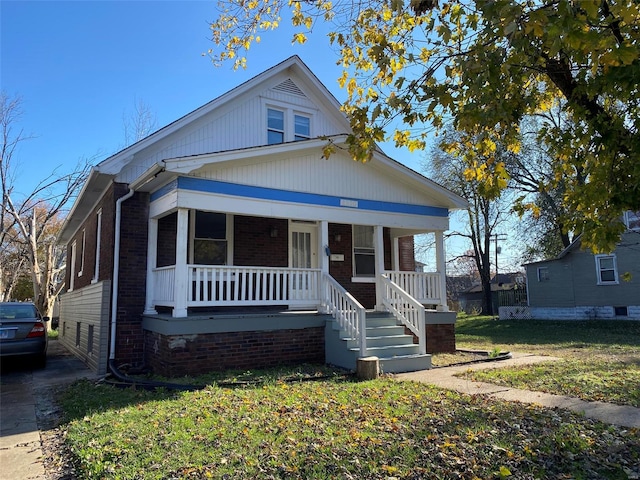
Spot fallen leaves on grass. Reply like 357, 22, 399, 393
60, 378, 640, 479
465, 359, 640, 407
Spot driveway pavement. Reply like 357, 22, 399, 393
0, 339, 97, 480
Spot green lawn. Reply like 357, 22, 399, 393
55, 317, 640, 479
454, 316, 640, 407
60, 377, 639, 480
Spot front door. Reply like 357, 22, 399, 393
289, 222, 318, 301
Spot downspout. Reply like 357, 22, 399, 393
109, 187, 135, 362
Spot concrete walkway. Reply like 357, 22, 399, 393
1, 340, 97, 480
396, 352, 640, 429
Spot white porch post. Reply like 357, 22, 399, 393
318, 220, 329, 313
374, 225, 385, 311
143, 217, 158, 315
173, 208, 189, 318
435, 230, 449, 311
392, 236, 399, 271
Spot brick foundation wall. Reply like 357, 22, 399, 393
426, 323, 456, 353
404, 324, 456, 353
144, 327, 325, 377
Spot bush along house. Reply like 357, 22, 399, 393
57, 56, 467, 377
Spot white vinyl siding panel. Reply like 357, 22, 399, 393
116, 81, 341, 185
58, 280, 111, 374
192, 151, 444, 207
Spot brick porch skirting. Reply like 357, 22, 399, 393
144, 327, 325, 378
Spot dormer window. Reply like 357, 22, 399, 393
294, 114, 310, 140
267, 109, 285, 145
266, 105, 312, 144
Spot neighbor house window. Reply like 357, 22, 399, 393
192, 211, 228, 265
267, 108, 285, 145
537, 267, 549, 282
294, 114, 310, 141
595, 254, 618, 285
353, 225, 375, 277
624, 210, 640, 231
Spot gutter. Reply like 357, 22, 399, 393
108, 188, 135, 361
108, 161, 166, 363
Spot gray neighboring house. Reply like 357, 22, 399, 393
523, 211, 640, 320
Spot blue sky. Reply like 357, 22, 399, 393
1, 0, 427, 196
1, 0, 520, 270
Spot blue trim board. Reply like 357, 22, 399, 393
150, 177, 448, 217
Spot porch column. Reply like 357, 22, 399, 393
318, 220, 329, 313
435, 230, 449, 311
374, 225, 385, 311
143, 217, 158, 315
392, 236, 400, 271
173, 208, 189, 318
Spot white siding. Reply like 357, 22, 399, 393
59, 281, 111, 375
117, 77, 343, 185
192, 150, 445, 207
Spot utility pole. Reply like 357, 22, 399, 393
492, 234, 507, 283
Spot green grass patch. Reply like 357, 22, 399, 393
454, 317, 640, 406
465, 359, 640, 407
60, 378, 640, 480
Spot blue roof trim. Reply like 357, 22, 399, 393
151, 177, 449, 217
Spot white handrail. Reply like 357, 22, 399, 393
322, 273, 367, 357
384, 270, 442, 305
381, 274, 426, 354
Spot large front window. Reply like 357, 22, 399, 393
353, 225, 375, 277
193, 211, 227, 265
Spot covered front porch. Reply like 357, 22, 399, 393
137, 171, 455, 372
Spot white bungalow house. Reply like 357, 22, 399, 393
57, 56, 467, 377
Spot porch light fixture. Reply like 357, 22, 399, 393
270, 226, 278, 238
334, 234, 341, 242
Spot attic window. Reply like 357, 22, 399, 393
267, 108, 285, 145
273, 79, 306, 97
266, 106, 312, 144
294, 115, 310, 140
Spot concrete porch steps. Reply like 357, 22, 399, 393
325, 312, 431, 374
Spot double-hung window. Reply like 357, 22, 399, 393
267, 108, 285, 145
537, 267, 549, 282
624, 210, 640, 231
192, 211, 229, 265
595, 254, 618, 285
294, 114, 310, 140
353, 225, 375, 277
266, 106, 311, 144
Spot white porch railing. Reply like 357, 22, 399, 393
321, 273, 367, 357
381, 274, 426, 354
152, 265, 322, 308
384, 271, 442, 305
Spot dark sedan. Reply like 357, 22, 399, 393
0, 302, 48, 368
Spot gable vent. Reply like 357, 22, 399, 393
273, 78, 306, 97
